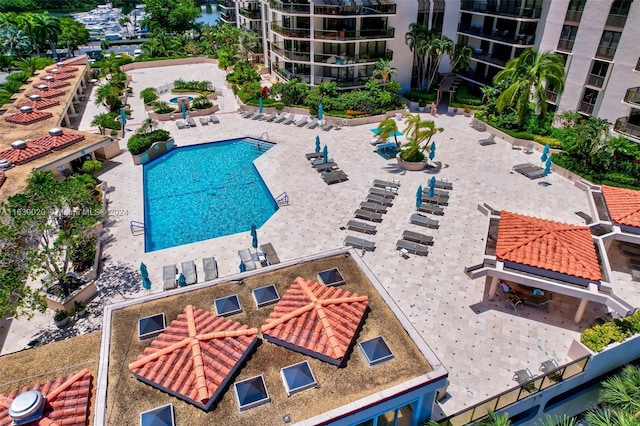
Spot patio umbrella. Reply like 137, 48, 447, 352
251, 224, 258, 252
139, 262, 148, 279
181, 102, 186, 120
427, 184, 435, 198
544, 157, 553, 176
323, 145, 328, 164
142, 276, 151, 290
416, 185, 422, 207
259, 97, 263, 114
178, 273, 186, 287
318, 103, 323, 120
429, 142, 436, 161
240, 262, 246, 273
120, 108, 127, 126
429, 176, 436, 191
315, 135, 321, 153
541, 144, 550, 163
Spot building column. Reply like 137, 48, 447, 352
68, 102, 76, 115
63, 113, 71, 127
261, 2, 268, 68
488, 276, 500, 300
427, 0, 434, 30
574, 298, 589, 323
310, 1, 316, 86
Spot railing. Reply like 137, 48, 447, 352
269, 0, 310, 14
458, 24, 535, 45
271, 44, 311, 62
435, 356, 590, 426
313, 27, 395, 40
313, 49, 392, 64
635, 57, 640, 72
615, 117, 640, 139
220, 12, 237, 23
272, 64, 311, 83
586, 74, 605, 88
239, 8, 261, 19
271, 23, 310, 38
217, 0, 235, 9
605, 14, 627, 29
578, 101, 595, 115
457, 69, 495, 86
473, 51, 508, 67
130, 221, 145, 236
564, 9, 583, 23
313, 2, 396, 15
275, 192, 289, 206
546, 90, 558, 103
460, 0, 542, 19
595, 45, 617, 60
557, 38, 574, 52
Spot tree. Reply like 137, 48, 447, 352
32, 12, 60, 60
376, 117, 400, 147
404, 22, 428, 90
139, 87, 158, 104
142, 0, 200, 34
91, 113, 113, 135
138, 117, 159, 134
119, 16, 131, 38
95, 82, 123, 112
58, 17, 88, 57
0, 25, 30, 57
583, 365, 640, 425
372, 58, 397, 88
400, 114, 443, 162
234, 30, 258, 63
81, 159, 103, 179
450, 44, 472, 72
493, 49, 566, 124
423, 34, 454, 92
141, 29, 181, 58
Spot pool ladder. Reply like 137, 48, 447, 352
275, 192, 289, 206
130, 220, 145, 235
260, 132, 269, 141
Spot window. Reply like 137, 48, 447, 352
568, 0, 586, 12
578, 88, 599, 115
377, 404, 413, 426
557, 25, 578, 51
587, 61, 609, 88
596, 31, 621, 59
609, 0, 632, 16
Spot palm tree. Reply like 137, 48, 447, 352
400, 114, 444, 161
404, 22, 428, 89
424, 34, 454, 92
32, 13, 60, 60
493, 49, 566, 124
94, 82, 123, 112
235, 30, 258, 63
91, 113, 114, 135
372, 58, 397, 88
119, 16, 131, 38
376, 117, 400, 147
138, 118, 158, 134
450, 44, 472, 72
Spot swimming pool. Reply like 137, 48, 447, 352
143, 138, 277, 252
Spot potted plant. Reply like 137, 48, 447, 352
464, 106, 471, 117
396, 114, 443, 171
418, 100, 427, 112
53, 309, 70, 328
74, 300, 87, 318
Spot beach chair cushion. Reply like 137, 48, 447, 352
346, 219, 376, 234
344, 236, 376, 251
203, 257, 218, 281
162, 264, 177, 291
181, 260, 198, 285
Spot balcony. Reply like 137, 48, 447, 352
614, 117, 640, 141
457, 69, 495, 86
458, 24, 535, 45
269, 0, 310, 14
271, 44, 311, 62
564, 10, 583, 24
314, 27, 394, 41
472, 51, 508, 67
557, 38, 574, 52
624, 88, 640, 107
313, 2, 396, 15
546, 90, 558, 104
586, 74, 605, 88
220, 12, 237, 24
605, 14, 627, 29
313, 50, 392, 65
595, 46, 617, 60
271, 23, 310, 38
460, 0, 541, 19
218, 0, 235, 9
239, 8, 261, 19
578, 101, 595, 115
273, 64, 311, 83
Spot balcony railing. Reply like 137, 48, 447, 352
587, 74, 605, 88
458, 24, 535, 45
220, 12, 237, 23
313, 49, 392, 64
557, 38, 574, 52
564, 9, 583, 23
624, 88, 640, 106
578, 101, 595, 115
269, 0, 310, 14
595, 46, 617, 60
271, 44, 311, 62
615, 117, 640, 140
472, 51, 508, 67
239, 8, 261, 19
546, 90, 558, 103
218, 0, 235, 9
314, 2, 396, 15
273, 64, 311, 83
313, 27, 395, 40
605, 14, 628, 29
457, 69, 495, 86
271, 23, 310, 38
460, 0, 542, 19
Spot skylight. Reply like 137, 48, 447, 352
317, 268, 345, 286
252, 284, 280, 307
359, 336, 394, 366
138, 313, 166, 340
234, 375, 270, 412
214, 294, 242, 316
140, 404, 175, 426
280, 361, 317, 396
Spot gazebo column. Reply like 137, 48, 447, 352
62, 113, 71, 127
488, 276, 500, 300
574, 298, 589, 323
68, 102, 76, 114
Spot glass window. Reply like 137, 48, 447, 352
568, 0, 586, 12
590, 61, 609, 77
600, 30, 621, 48
376, 403, 414, 426
560, 25, 578, 41
609, 0, 632, 16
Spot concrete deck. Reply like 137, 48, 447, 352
2, 62, 633, 416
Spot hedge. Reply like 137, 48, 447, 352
581, 311, 640, 352
533, 135, 562, 149
551, 153, 640, 189
127, 129, 171, 155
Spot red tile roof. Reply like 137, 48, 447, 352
4, 110, 53, 126
0, 143, 50, 165
31, 131, 85, 150
16, 98, 60, 110
24, 88, 66, 99
0, 368, 92, 426
601, 185, 640, 228
31, 80, 70, 89
496, 211, 601, 281
129, 305, 258, 410
40, 72, 76, 81
46, 66, 78, 73
261, 277, 369, 366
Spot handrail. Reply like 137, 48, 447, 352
275, 192, 289, 206
260, 132, 269, 141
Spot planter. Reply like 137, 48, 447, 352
396, 153, 428, 171
54, 317, 70, 328
418, 106, 426, 112
131, 153, 141, 165
45, 280, 97, 313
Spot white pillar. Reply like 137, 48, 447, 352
574, 298, 589, 323
488, 276, 500, 300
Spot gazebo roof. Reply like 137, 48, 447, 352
0, 143, 50, 165
496, 211, 601, 281
16, 98, 60, 110
601, 185, 640, 228
30, 130, 85, 151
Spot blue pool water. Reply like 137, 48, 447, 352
169, 96, 194, 104
143, 138, 277, 252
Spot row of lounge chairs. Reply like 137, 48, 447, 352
239, 243, 281, 271
176, 115, 220, 129
396, 229, 434, 257
513, 163, 545, 180
306, 152, 349, 184
163, 258, 215, 291
240, 110, 336, 131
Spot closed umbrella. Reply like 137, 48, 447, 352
178, 273, 187, 287
416, 185, 422, 207
142, 276, 152, 290
259, 97, 263, 114
544, 157, 552, 176
323, 145, 328, 164
315, 135, 321, 153
139, 262, 148, 279
541, 144, 550, 163
429, 143, 436, 161
429, 176, 436, 191
427, 183, 435, 198
240, 262, 246, 273
120, 108, 127, 126
181, 102, 186, 120
318, 103, 323, 120
250, 224, 258, 252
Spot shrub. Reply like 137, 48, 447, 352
127, 129, 171, 155
191, 95, 213, 110
273, 102, 284, 110
581, 311, 640, 352
533, 135, 563, 149
140, 87, 158, 104
53, 309, 69, 322
174, 79, 213, 92
403, 90, 437, 103
152, 101, 175, 114
74, 300, 87, 314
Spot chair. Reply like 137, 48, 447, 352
435, 180, 453, 190
209, 115, 220, 124
524, 143, 534, 154
181, 260, 197, 285
410, 213, 439, 229
274, 113, 289, 123
421, 194, 449, 206
344, 235, 376, 251
242, 111, 255, 119
478, 134, 496, 145
186, 117, 196, 127
354, 208, 382, 222
305, 152, 324, 160
314, 162, 339, 172
238, 249, 256, 271
283, 114, 296, 125
296, 116, 310, 127
366, 194, 393, 206
402, 230, 433, 245
369, 187, 396, 199
346, 219, 376, 234
417, 204, 445, 215
469, 118, 486, 132
312, 157, 335, 167
396, 239, 428, 256
260, 243, 280, 265
199, 117, 209, 125
506, 294, 522, 312
525, 168, 546, 179
513, 163, 534, 172
263, 112, 277, 122
359, 201, 387, 214
176, 120, 186, 130
323, 170, 349, 184
307, 118, 319, 129
373, 179, 400, 190
321, 122, 333, 131
203, 257, 218, 281
162, 264, 177, 291
252, 113, 265, 120
512, 141, 522, 150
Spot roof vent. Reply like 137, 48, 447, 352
8, 390, 45, 425
29, 94, 41, 101
50, 68, 60, 74
11, 140, 27, 149
36, 84, 48, 90
19, 105, 33, 113
0, 159, 12, 170
49, 128, 63, 136
56, 62, 64, 67
44, 76, 54, 82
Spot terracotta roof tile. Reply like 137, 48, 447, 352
40, 72, 76, 81
46, 65, 78, 73
24, 88, 66, 99
16, 98, 60, 110
4, 110, 53, 125
0, 369, 91, 426
0, 143, 50, 165
129, 305, 258, 410
31, 80, 70, 90
496, 211, 601, 281
261, 277, 369, 366
31, 131, 85, 151
601, 185, 640, 228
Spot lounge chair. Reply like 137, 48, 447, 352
373, 179, 400, 190
238, 249, 256, 271
470, 118, 486, 132
162, 264, 177, 291
186, 117, 196, 127
346, 219, 376, 234
323, 170, 349, 184
307, 118, 320, 129
512, 141, 522, 150
311, 157, 334, 166
524, 143, 534, 154
242, 111, 255, 119
274, 113, 289, 123
421, 194, 449, 206
354, 209, 382, 222
402, 230, 433, 245
525, 168, 546, 179
396, 239, 429, 256
263, 113, 277, 122
296, 116, 310, 127
417, 204, 445, 215
252, 113, 265, 120
176, 120, 186, 130
260, 243, 280, 265
199, 117, 209, 125
344, 235, 376, 251
203, 257, 218, 281
283, 114, 296, 125
366, 194, 393, 206
305, 152, 324, 160
376, 142, 397, 152
181, 260, 197, 285
478, 134, 496, 145
209, 115, 220, 124
359, 201, 387, 214
321, 122, 333, 131
516, 165, 540, 175
314, 162, 338, 172
369, 187, 396, 199
410, 213, 440, 229
513, 163, 535, 171
435, 180, 453, 190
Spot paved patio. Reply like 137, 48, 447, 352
2, 62, 634, 416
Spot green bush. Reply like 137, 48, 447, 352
191, 95, 213, 110
174, 79, 213, 92
53, 309, 69, 322
533, 135, 562, 149
152, 101, 175, 114
127, 129, 171, 155
581, 311, 640, 352
403, 90, 437, 103
140, 87, 158, 104
273, 102, 284, 110
500, 128, 534, 140
602, 173, 638, 187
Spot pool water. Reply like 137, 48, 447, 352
169, 96, 194, 104
143, 138, 277, 252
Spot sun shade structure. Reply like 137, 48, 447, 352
16, 94, 60, 110
30, 128, 86, 151
138, 313, 167, 340
252, 284, 280, 307
280, 361, 317, 396
0, 140, 50, 165
261, 277, 369, 366
129, 305, 258, 411
601, 185, 640, 229
214, 294, 242, 316
4, 106, 53, 125
140, 404, 175, 426
234, 375, 270, 412
496, 211, 601, 282
359, 336, 394, 366
0, 369, 92, 426
317, 268, 345, 286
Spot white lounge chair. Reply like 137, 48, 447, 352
203, 257, 218, 281
209, 115, 220, 124
307, 118, 320, 129
274, 113, 289, 123
181, 260, 197, 285
478, 134, 496, 145
162, 264, 177, 291
283, 114, 296, 125
199, 117, 209, 125
238, 249, 256, 271
296, 116, 310, 127
260, 243, 280, 265
344, 236, 376, 251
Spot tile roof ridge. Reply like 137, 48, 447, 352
183, 304, 213, 403
128, 338, 192, 370
314, 304, 344, 358
297, 277, 319, 302
319, 295, 369, 306
260, 303, 315, 333
195, 327, 258, 341
44, 368, 90, 402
